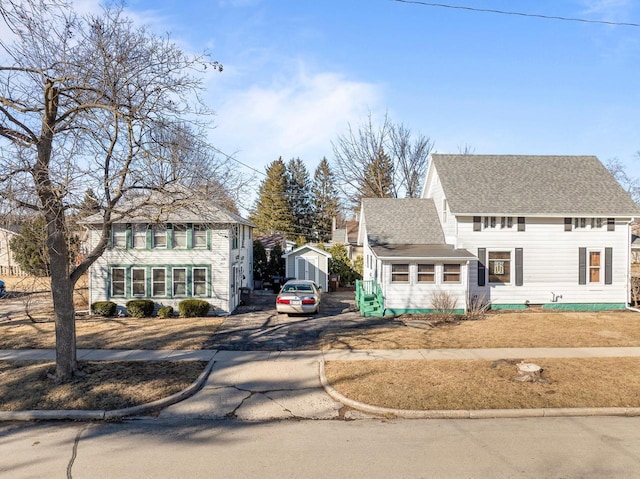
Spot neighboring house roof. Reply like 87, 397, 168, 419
362, 198, 445, 246
256, 233, 295, 251
430, 154, 640, 217
81, 189, 255, 227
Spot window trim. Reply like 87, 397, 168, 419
172, 224, 188, 249
193, 225, 207, 249
111, 225, 127, 249
152, 267, 167, 297
172, 267, 188, 297
192, 267, 208, 297
488, 250, 512, 285
442, 263, 461, 283
416, 263, 435, 283
153, 225, 167, 249
391, 263, 410, 283
131, 267, 147, 297
110, 267, 126, 297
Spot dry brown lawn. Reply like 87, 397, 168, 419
322, 310, 640, 349
0, 316, 223, 350
3, 275, 640, 412
325, 357, 640, 411
0, 360, 205, 411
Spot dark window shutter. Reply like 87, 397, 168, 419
605, 247, 613, 285
607, 218, 615, 231
477, 248, 486, 286
578, 247, 587, 285
473, 216, 481, 231
515, 248, 523, 286
564, 218, 572, 231
517, 217, 525, 232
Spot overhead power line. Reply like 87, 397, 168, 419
394, 0, 640, 28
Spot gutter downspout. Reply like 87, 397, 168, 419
627, 218, 639, 313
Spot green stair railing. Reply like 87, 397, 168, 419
355, 279, 384, 317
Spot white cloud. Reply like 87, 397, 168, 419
210, 69, 382, 173
579, 0, 633, 19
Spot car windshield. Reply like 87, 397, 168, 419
282, 284, 313, 293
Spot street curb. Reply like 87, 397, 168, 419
318, 359, 640, 419
0, 358, 217, 422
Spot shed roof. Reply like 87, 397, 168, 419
361, 198, 445, 246
431, 154, 640, 216
371, 244, 476, 260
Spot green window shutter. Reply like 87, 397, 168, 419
578, 247, 587, 285
187, 223, 193, 249
166, 223, 173, 250
605, 247, 613, 285
126, 224, 132, 249
473, 216, 481, 232
477, 248, 486, 287
146, 225, 152, 249
564, 218, 572, 232
517, 217, 525, 232
515, 248, 523, 286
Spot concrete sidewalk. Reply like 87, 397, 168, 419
3, 347, 640, 421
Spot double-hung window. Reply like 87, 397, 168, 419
173, 268, 187, 296
132, 224, 147, 249
193, 268, 207, 296
152, 268, 166, 296
153, 226, 167, 248
417, 264, 435, 283
173, 224, 187, 248
443, 264, 461, 283
589, 251, 601, 283
131, 268, 146, 296
111, 225, 127, 249
391, 264, 409, 283
488, 251, 511, 284
111, 267, 126, 297
193, 225, 207, 249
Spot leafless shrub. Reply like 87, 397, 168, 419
631, 276, 640, 308
430, 290, 458, 323
466, 293, 491, 320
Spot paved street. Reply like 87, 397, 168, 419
2, 416, 640, 478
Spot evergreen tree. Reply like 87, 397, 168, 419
267, 243, 285, 278
252, 240, 268, 281
312, 158, 340, 242
77, 189, 101, 218
249, 158, 295, 237
360, 148, 394, 199
9, 216, 79, 277
328, 243, 361, 286
286, 158, 313, 241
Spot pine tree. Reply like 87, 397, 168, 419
312, 158, 340, 242
286, 158, 313, 241
360, 148, 394, 199
249, 158, 295, 237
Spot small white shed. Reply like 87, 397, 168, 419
282, 245, 332, 291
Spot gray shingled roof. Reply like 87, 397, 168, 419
81, 189, 255, 227
362, 198, 445, 245
371, 244, 476, 260
432, 154, 640, 216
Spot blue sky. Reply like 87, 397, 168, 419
114, 1, 640, 193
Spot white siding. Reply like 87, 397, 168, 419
457, 216, 631, 306
87, 223, 253, 315
380, 262, 468, 312
424, 165, 458, 243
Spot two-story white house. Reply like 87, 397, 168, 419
358, 154, 640, 315
83, 192, 255, 316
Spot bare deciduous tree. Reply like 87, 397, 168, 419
606, 156, 640, 205
332, 112, 434, 207
0, 0, 222, 380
